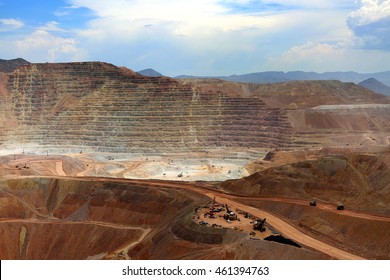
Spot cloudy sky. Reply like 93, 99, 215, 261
0, 0, 389, 75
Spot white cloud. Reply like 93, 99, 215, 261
0, 16, 85, 63
70, 0, 223, 22
261, 0, 390, 72
347, 0, 390, 50
0, 18, 24, 31
348, 0, 390, 25
13, 30, 84, 62
68, 0, 295, 74
249, 0, 354, 9
60, 0, 375, 74
266, 40, 390, 72
274, 42, 346, 68
70, 0, 291, 36
69, 0, 304, 56
39, 21, 65, 32
3, 0, 388, 74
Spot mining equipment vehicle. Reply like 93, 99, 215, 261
253, 218, 267, 232
224, 204, 237, 221
309, 200, 317, 206
337, 203, 345, 210
210, 197, 224, 213
204, 197, 217, 218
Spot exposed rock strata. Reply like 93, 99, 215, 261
1, 62, 291, 153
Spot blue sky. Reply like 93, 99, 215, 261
0, 0, 389, 76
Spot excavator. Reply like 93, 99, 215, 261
223, 204, 237, 221
253, 218, 266, 232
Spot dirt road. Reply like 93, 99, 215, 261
0, 218, 149, 231
207, 195, 365, 260
0, 218, 151, 260
236, 197, 390, 222
76, 177, 388, 222
0, 190, 49, 219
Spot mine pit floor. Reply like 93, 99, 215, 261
193, 207, 272, 240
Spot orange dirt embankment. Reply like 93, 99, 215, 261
0, 177, 210, 259
0, 219, 147, 260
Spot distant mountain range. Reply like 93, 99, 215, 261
0, 58, 30, 73
176, 70, 390, 89
2, 58, 390, 95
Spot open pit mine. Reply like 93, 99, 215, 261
0, 60, 389, 260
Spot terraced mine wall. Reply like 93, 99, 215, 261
176, 79, 390, 149
0, 62, 291, 154
1, 62, 389, 155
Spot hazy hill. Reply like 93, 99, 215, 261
136, 68, 162, 77
358, 78, 390, 96
0, 58, 30, 73
226, 71, 290, 83
177, 71, 390, 87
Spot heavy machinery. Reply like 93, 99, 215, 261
208, 197, 216, 218
223, 204, 237, 221
337, 203, 345, 210
204, 197, 217, 218
253, 218, 266, 232
309, 200, 317, 206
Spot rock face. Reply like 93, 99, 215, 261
0, 62, 291, 153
